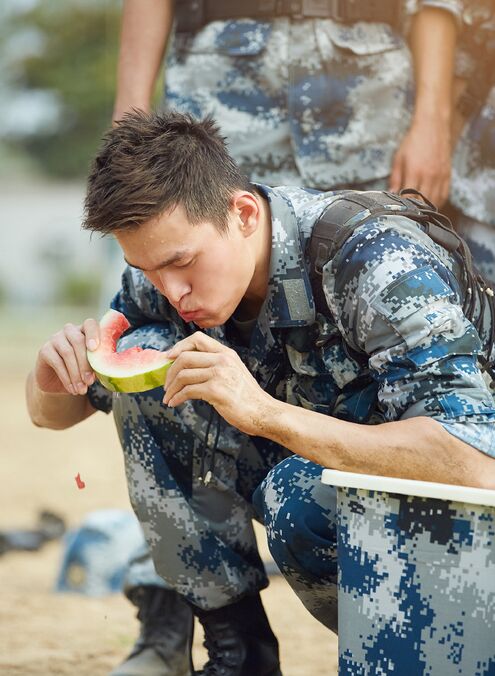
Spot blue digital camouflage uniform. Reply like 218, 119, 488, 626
88, 185, 495, 668
115, 0, 465, 598
450, 3, 495, 283
164, 0, 462, 188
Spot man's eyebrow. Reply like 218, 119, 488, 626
124, 251, 188, 272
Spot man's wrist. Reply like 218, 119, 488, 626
113, 99, 151, 123
251, 395, 289, 441
27, 370, 81, 429
412, 102, 452, 127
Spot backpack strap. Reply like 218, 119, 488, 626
308, 189, 464, 317
308, 189, 495, 385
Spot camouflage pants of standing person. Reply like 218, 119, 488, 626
256, 455, 495, 674
165, 18, 414, 188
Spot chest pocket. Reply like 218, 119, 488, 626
315, 18, 405, 57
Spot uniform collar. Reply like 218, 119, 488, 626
255, 184, 315, 328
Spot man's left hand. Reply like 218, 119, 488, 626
163, 332, 274, 435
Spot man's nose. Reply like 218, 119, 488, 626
157, 271, 189, 305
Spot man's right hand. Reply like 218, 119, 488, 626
34, 318, 100, 396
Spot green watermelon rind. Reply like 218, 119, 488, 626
92, 361, 173, 393
87, 309, 174, 393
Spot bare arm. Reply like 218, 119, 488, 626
390, 6, 457, 206
26, 370, 96, 430
162, 334, 495, 491
113, 0, 174, 123
26, 319, 100, 430
252, 402, 495, 490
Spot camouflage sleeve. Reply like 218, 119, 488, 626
324, 218, 495, 458
87, 381, 113, 414
417, 0, 463, 21
406, 0, 462, 18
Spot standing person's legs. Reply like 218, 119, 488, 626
164, 19, 301, 186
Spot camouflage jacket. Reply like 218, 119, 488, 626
89, 185, 495, 461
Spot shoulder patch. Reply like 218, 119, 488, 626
373, 266, 454, 324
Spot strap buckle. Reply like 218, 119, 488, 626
328, 0, 353, 22
300, 0, 335, 19
175, 0, 205, 33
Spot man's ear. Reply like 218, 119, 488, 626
230, 191, 260, 237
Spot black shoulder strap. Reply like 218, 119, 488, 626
308, 188, 495, 384
308, 189, 464, 317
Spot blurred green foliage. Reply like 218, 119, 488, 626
57, 270, 102, 307
11, 0, 120, 178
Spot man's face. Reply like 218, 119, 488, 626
115, 203, 258, 328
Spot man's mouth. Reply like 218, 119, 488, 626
179, 309, 203, 322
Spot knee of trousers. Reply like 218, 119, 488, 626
254, 455, 338, 580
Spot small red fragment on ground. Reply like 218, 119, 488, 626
75, 473, 86, 490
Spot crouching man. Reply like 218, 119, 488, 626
26, 111, 495, 675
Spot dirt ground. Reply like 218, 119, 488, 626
0, 311, 338, 676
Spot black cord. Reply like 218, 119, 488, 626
199, 407, 215, 484
206, 412, 222, 482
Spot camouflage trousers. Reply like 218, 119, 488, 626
113, 382, 290, 610
115, 382, 340, 623
164, 18, 413, 188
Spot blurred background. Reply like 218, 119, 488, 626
0, 0, 121, 318
0, 3, 337, 674
0, 2, 152, 674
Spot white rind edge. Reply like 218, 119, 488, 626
321, 469, 495, 507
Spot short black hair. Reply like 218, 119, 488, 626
83, 110, 252, 234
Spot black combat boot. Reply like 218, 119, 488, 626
192, 593, 282, 676
110, 586, 194, 676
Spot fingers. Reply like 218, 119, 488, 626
165, 383, 212, 408
164, 367, 213, 406
42, 322, 97, 395
402, 161, 446, 207
163, 338, 238, 407
164, 350, 218, 389
437, 173, 451, 209
389, 151, 404, 194
390, 124, 452, 207
82, 317, 100, 351
165, 331, 227, 359
39, 342, 79, 396
418, 172, 449, 209
64, 324, 95, 390
401, 161, 422, 196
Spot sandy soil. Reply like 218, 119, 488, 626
0, 316, 338, 675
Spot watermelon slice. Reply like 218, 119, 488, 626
87, 309, 173, 393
